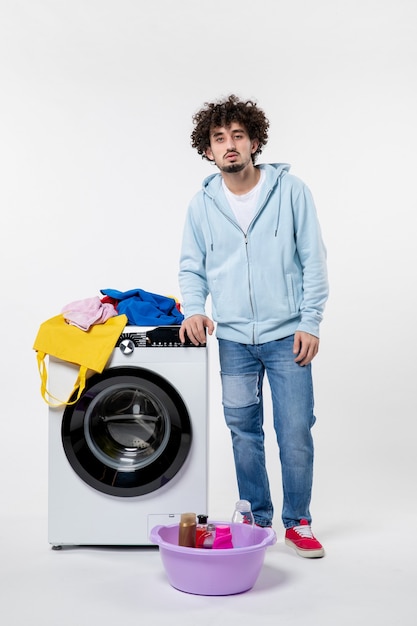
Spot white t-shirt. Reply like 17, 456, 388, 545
222, 169, 266, 233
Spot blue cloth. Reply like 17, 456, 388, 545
101, 288, 184, 326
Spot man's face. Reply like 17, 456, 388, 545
205, 122, 259, 174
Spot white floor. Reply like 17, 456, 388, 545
1, 513, 414, 626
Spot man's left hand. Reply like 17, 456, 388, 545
293, 331, 319, 366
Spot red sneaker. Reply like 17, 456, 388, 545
285, 519, 325, 558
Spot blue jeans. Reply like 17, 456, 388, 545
218, 335, 316, 529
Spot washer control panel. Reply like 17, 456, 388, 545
116, 326, 205, 349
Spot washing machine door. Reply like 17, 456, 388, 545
61, 367, 192, 496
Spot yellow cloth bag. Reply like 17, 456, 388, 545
33, 313, 127, 407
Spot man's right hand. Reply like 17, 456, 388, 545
179, 314, 215, 346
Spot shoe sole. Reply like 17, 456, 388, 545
285, 538, 325, 558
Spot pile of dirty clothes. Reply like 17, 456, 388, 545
62, 288, 184, 331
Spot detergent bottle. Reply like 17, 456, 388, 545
212, 524, 233, 549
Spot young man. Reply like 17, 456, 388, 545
178, 95, 328, 558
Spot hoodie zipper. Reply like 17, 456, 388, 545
244, 232, 256, 344
244, 186, 275, 344
205, 179, 278, 345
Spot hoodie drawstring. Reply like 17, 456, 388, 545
274, 179, 282, 237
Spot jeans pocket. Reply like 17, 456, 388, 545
221, 372, 260, 408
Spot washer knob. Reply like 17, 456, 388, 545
119, 338, 135, 355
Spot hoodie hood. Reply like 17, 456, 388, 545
201, 163, 292, 249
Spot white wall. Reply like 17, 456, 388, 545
1, 0, 416, 526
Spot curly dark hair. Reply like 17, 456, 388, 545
191, 94, 269, 163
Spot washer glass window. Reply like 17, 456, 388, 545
84, 383, 171, 471
62, 368, 192, 496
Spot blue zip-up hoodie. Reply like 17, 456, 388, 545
179, 163, 328, 345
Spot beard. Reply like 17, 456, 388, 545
218, 153, 252, 174
220, 161, 247, 174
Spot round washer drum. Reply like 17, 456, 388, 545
61, 367, 192, 497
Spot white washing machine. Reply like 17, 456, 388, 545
48, 325, 208, 548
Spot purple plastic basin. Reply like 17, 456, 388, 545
149, 521, 277, 595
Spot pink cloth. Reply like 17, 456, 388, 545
62, 296, 118, 331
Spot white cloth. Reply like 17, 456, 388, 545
222, 169, 265, 233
